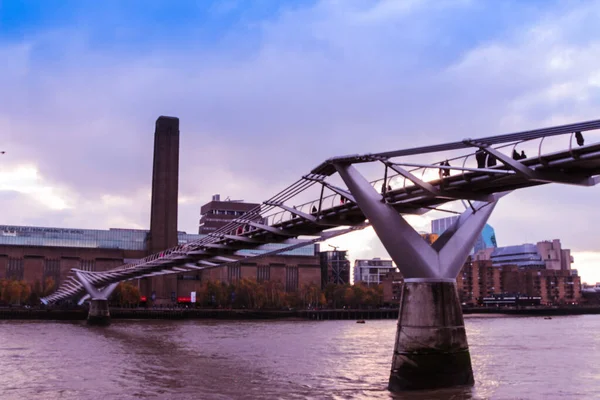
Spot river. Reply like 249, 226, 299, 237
0, 315, 599, 399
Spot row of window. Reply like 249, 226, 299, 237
220, 265, 300, 292
3, 258, 96, 281
237, 243, 316, 257
201, 217, 235, 224
0, 236, 147, 250
204, 210, 248, 216
0, 226, 206, 251
355, 260, 394, 267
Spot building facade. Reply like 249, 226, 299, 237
456, 258, 581, 306
477, 239, 573, 271
198, 194, 260, 234
381, 271, 404, 304
0, 228, 322, 304
354, 258, 397, 286
382, 243, 581, 306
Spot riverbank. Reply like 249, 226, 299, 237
0, 308, 397, 321
2, 306, 600, 321
462, 306, 600, 316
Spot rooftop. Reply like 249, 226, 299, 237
0, 224, 316, 256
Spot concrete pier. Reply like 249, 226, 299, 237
388, 280, 474, 391
87, 299, 111, 326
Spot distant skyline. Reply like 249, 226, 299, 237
1, 0, 600, 283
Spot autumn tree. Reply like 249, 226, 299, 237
43, 277, 55, 296
6, 280, 23, 304
20, 281, 31, 305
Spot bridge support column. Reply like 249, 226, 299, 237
333, 163, 505, 392
88, 299, 111, 326
389, 279, 472, 391
74, 271, 118, 326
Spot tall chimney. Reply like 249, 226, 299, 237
149, 116, 179, 254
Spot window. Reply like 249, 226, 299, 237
80, 260, 95, 272
257, 266, 270, 282
228, 264, 241, 282
7, 258, 24, 280
44, 259, 61, 283
285, 267, 298, 292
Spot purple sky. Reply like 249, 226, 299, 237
1, 0, 600, 282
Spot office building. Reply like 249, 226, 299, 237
354, 258, 397, 286
477, 239, 573, 271
198, 194, 260, 234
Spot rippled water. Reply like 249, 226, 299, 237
1, 315, 599, 399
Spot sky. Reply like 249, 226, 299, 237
1, 0, 600, 283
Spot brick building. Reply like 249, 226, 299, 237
381, 271, 404, 304
456, 258, 581, 306
198, 194, 260, 234
382, 256, 582, 306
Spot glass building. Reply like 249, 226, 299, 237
489, 244, 546, 269
431, 216, 497, 254
0, 225, 148, 250
0, 224, 316, 256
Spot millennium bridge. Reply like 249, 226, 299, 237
42, 118, 600, 391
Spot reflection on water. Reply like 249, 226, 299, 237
1, 315, 599, 399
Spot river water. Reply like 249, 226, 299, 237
0, 315, 599, 400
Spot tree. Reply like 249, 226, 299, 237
20, 281, 31, 305
43, 277, 55, 296
122, 283, 141, 306
112, 282, 141, 307
0, 279, 8, 304
204, 280, 228, 307
6, 280, 22, 304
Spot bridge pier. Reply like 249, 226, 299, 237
72, 272, 118, 327
88, 299, 111, 326
389, 279, 473, 391
333, 163, 502, 392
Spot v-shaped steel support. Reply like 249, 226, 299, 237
334, 163, 505, 279
75, 271, 119, 300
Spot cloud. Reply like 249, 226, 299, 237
573, 252, 600, 285
1, 0, 600, 283
0, 165, 70, 210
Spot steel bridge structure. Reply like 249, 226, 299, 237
41, 118, 600, 391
